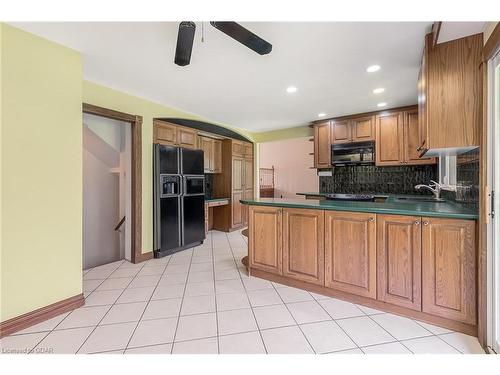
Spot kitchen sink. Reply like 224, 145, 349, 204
395, 197, 446, 203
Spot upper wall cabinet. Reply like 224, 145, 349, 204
376, 107, 436, 166
331, 116, 375, 144
198, 136, 222, 173
314, 121, 331, 168
418, 32, 482, 156
154, 120, 197, 149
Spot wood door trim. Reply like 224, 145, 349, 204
484, 22, 500, 61
83, 103, 145, 264
0, 294, 84, 338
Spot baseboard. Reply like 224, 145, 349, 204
134, 251, 153, 263
0, 293, 85, 338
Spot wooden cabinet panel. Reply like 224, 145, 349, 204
422, 218, 476, 325
417, 33, 431, 153
283, 209, 325, 285
232, 191, 243, 227
199, 136, 213, 173
232, 157, 243, 191
376, 112, 404, 166
231, 157, 244, 228
243, 189, 253, 226
377, 214, 422, 311
177, 127, 197, 149
404, 109, 436, 165
248, 206, 282, 275
155, 123, 177, 145
331, 120, 351, 144
213, 139, 222, 173
325, 211, 377, 298
424, 33, 482, 151
232, 141, 244, 157
244, 142, 253, 160
351, 116, 375, 142
314, 122, 331, 168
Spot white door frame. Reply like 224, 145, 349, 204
487, 49, 500, 354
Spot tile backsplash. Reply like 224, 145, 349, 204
204, 174, 213, 199
319, 164, 438, 195
441, 148, 479, 207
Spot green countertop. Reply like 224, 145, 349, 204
240, 195, 478, 220
205, 197, 230, 202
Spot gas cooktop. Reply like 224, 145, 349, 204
324, 193, 375, 202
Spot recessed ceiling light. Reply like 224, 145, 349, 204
286, 86, 298, 93
318, 113, 326, 118
377, 102, 387, 107
366, 65, 381, 73
373, 88, 385, 94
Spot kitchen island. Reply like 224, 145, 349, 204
240, 197, 478, 337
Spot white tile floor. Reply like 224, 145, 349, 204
0, 230, 485, 354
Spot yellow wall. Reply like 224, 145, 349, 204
82, 81, 254, 254
0, 24, 83, 321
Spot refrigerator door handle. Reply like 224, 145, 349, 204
153, 144, 161, 251
180, 196, 184, 246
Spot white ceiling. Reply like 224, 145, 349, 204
438, 22, 486, 44
12, 22, 432, 132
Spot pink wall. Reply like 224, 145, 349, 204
259, 137, 318, 199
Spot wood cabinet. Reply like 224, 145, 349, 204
313, 121, 331, 168
198, 136, 222, 173
154, 120, 197, 149
330, 119, 351, 144
376, 111, 404, 166
377, 214, 422, 311
324, 211, 377, 299
376, 108, 435, 166
155, 122, 177, 145
231, 157, 244, 228
403, 109, 436, 165
248, 206, 282, 275
422, 217, 476, 325
283, 208, 324, 285
419, 33, 482, 155
243, 158, 254, 226
351, 116, 375, 142
232, 140, 245, 157
244, 142, 253, 160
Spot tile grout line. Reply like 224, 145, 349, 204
73, 259, 149, 354
209, 231, 221, 354
123, 254, 173, 353
227, 230, 269, 354
411, 319, 465, 353
169, 246, 195, 353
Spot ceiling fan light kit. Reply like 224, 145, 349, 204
174, 21, 272, 66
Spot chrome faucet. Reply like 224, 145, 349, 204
415, 180, 442, 200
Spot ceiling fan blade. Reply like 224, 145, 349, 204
210, 22, 272, 55
174, 21, 196, 66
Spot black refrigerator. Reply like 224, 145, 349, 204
153, 144, 205, 258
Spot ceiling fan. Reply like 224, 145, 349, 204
174, 21, 272, 66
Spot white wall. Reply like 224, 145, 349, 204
259, 137, 319, 198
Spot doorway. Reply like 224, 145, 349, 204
487, 48, 500, 354
82, 104, 145, 264
83, 113, 131, 268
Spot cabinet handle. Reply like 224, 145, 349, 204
414, 220, 420, 225
423, 221, 429, 226
369, 217, 375, 222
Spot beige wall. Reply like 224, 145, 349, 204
259, 137, 318, 198
1, 24, 83, 321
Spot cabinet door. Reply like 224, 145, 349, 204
199, 136, 213, 173
377, 214, 422, 311
244, 142, 253, 160
422, 218, 476, 325
177, 127, 197, 149
283, 208, 325, 285
248, 206, 282, 275
212, 139, 222, 173
231, 157, 244, 227
351, 116, 375, 142
314, 122, 331, 168
232, 140, 245, 157
375, 112, 404, 166
403, 109, 436, 165
417, 33, 431, 154
242, 158, 254, 226
330, 119, 351, 144
325, 211, 377, 298
155, 123, 177, 145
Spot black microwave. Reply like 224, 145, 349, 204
331, 141, 375, 166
